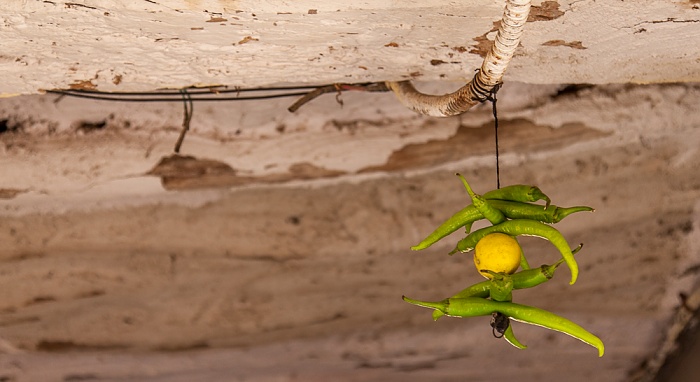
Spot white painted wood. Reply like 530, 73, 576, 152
2, 1, 699, 95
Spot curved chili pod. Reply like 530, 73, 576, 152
411, 204, 482, 251
483, 185, 551, 209
457, 173, 505, 225
519, 246, 531, 270
402, 296, 604, 357
450, 282, 491, 300
449, 244, 582, 300
488, 200, 594, 224
450, 265, 554, 299
450, 219, 579, 285
411, 201, 591, 251
432, 309, 446, 321
504, 323, 527, 349
511, 243, 582, 288
424, 254, 567, 321
483, 271, 514, 302
553, 205, 595, 222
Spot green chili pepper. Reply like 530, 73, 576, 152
411, 201, 591, 251
449, 244, 581, 301
483, 185, 551, 209
432, 308, 446, 321
464, 221, 474, 234
511, 263, 558, 290
511, 243, 582, 288
411, 204, 482, 251
456, 173, 505, 225
433, 245, 582, 321
497, 248, 579, 351
488, 200, 594, 224
503, 322, 527, 349
484, 276, 520, 347
402, 296, 604, 357
449, 219, 579, 285
448, 282, 490, 300
519, 247, 531, 270
490, 312, 526, 350
483, 271, 514, 302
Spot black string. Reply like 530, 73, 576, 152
45, 82, 387, 103
486, 83, 502, 189
174, 89, 193, 154
490, 312, 509, 339
50, 84, 321, 96
47, 90, 312, 103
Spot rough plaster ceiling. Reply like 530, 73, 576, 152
2, 0, 700, 95
2, 81, 700, 381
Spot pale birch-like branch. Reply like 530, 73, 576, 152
386, 0, 531, 117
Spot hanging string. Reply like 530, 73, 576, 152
488, 83, 502, 189
174, 89, 193, 154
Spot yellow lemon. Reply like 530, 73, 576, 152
474, 233, 522, 279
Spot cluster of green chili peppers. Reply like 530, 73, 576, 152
403, 174, 604, 357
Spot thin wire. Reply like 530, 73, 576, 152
57, 84, 323, 95
46, 90, 312, 103
490, 84, 502, 189
174, 89, 193, 154
45, 82, 392, 114
45, 82, 387, 102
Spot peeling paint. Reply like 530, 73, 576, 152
469, 22, 499, 58
69, 79, 97, 90
147, 154, 346, 190
542, 40, 587, 49
528, 1, 564, 22
359, 118, 610, 173
237, 35, 258, 44
0, 189, 26, 199
682, 0, 700, 10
